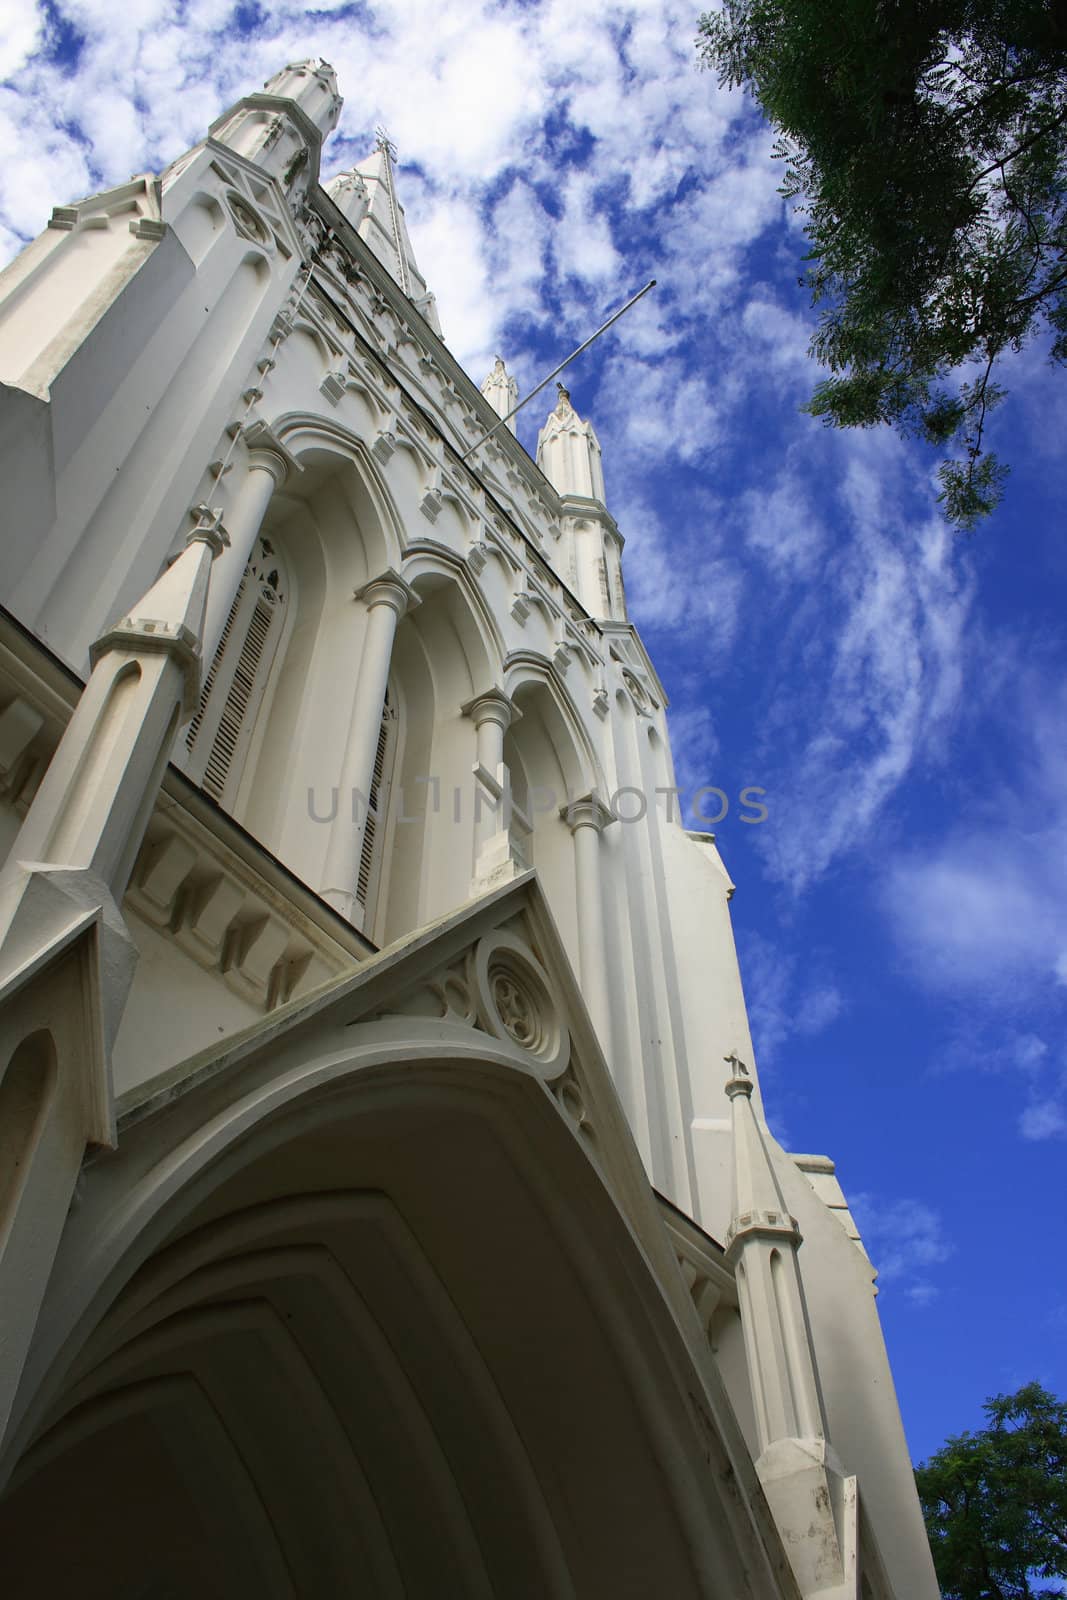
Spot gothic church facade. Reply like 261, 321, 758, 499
0, 60, 937, 1599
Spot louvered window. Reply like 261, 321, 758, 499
354, 688, 398, 933
186, 537, 287, 806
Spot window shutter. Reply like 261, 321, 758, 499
201, 593, 275, 801
185, 537, 287, 807
355, 690, 397, 926
186, 585, 242, 752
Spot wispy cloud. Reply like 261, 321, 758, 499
736, 929, 844, 1067
850, 1193, 953, 1307
881, 676, 1067, 1002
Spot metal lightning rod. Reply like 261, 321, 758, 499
458, 278, 657, 464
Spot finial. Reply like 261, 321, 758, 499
556, 381, 571, 409
724, 1052, 753, 1099
374, 126, 398, 164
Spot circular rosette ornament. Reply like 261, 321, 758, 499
469, 931, 570, 1079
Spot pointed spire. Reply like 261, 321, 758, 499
11, 508, 226, 895
209, 59, 340, 187
90, 508, 227, 714
261, 60, 343, 142
324, 168, 370, 230
329, 138, 441, 332
724, 1056, 798, 1250
480, 357, 519, 433
536, 382, 606, 502
722, 1060, 859, 1596
722, 1053, 828, 1452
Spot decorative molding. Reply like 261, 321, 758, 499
371, 426, 397, 464
242, 419, 302, 485
126, 809, 351, 1013
419, 486, 443, 523
128, 217, 167, 241
354, 566, 420, 618
319, 370, 347, 405
465, 539, 489, 577
559, 791, 614, 835
460, 687, 518, 734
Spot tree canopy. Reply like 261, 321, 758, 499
915, 1382, 1067, 1598
697, 1, 1067, 529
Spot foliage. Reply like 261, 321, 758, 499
915, 1382, 1067, 1598
697, 1, 1067, 528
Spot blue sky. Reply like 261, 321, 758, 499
3, 0, 1066, 1465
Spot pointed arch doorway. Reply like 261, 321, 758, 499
0, 1034, 785, 1599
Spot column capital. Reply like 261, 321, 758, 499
560, 790, 614, 834
460, 687, 519, 733
354, 567, 420, 619
242, 420, 300, 488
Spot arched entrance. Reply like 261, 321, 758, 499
0, 1035, 781, 1598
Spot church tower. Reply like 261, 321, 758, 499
0, 60, 937, 1599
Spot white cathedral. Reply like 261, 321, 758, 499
0, 60, 939, 1598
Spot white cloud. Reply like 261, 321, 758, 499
850, 1193, 953, 1304
795, 984, 844, 1035
737, 930, 845, 1066
666, 702, 719, 807
0, 0, 43, 81
741, 471, 824, 579
1019, 1099, 1067, 1141
881, 678, 1067, 1000
753, 436, 974, 892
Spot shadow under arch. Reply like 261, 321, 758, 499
380, 557, 506, 942
0, 1034, 778, 1599
0, 1030, 57, 1243
502, 657, 604, 964
234, 424, 410, 882
272, 411, 409, 579
504, 652, 602, 802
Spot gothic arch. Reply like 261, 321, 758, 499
498, 660, 603, 965
230, 430, 409, 886
272, 411, 407, 575
0, 1028, 776, 1598
402, 545, 506, 686
381, 563, 503, 940
503, 652, 602, 800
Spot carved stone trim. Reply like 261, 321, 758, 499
468, 930, 569, 1078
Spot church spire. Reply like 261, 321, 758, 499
536, 382, 607, 503
480, 357, 519, 434
325, 134, 441, 333
208, 59, 342, 191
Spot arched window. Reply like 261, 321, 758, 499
186, 536, 288, 806
355, 687, 399, 937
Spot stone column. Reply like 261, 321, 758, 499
320, 569, 416, 923
201, 425, 292, 665
561, 791, 616, 1059
462, 689, 519, 890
